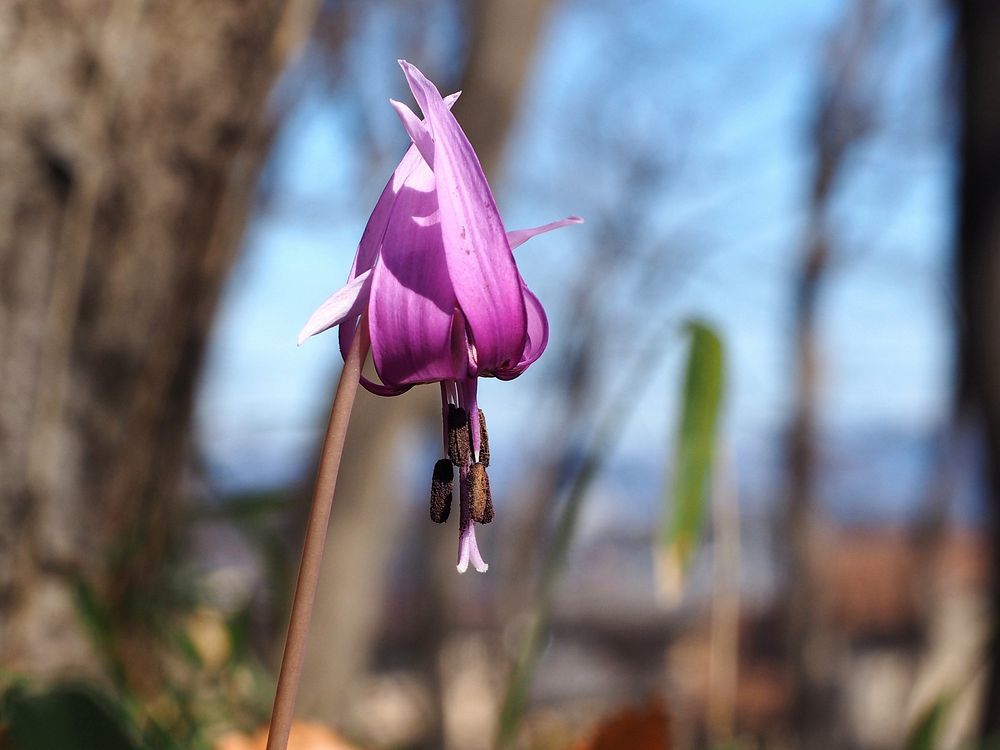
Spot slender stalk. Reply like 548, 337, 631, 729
707, 445, 740, 745
265, 318, 370, 750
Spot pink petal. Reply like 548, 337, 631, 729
506, 216, 584, 250
337, 317, 414, 396
389, 92, 463, 179
518, 285, 550, 368
347, 90, 461, 280
348, 147, 424, 280
390, 99, 435, 167
367, 158, 466, 386
399, 60, 527, 375
334, 90, 463, 393
496, 284, 549, 380
297, 270, 372, 345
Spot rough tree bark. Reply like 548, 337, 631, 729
0, 0, 309, 682
956, 0, 1000, 738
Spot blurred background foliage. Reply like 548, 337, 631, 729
2, 0, 999, 749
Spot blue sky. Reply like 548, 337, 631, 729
195, 0, 954, 499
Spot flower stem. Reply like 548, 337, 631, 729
265, 317, 370, 750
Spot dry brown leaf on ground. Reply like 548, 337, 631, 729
213, 720, 365, 750
570, 697, 671, 750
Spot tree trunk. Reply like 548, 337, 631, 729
0, 0, 302, 682
454, 0, 554, 177
956, 0, 1000, 738
783, 3, 878, 746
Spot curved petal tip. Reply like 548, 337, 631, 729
297, 270, 372, 346
506, 216, 585, 251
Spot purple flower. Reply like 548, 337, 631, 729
298, 61, 581, 572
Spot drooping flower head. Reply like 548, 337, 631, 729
299, 61, 581, 572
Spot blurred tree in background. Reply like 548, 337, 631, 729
957, 0, 1000, 739
0, 0, 306, 685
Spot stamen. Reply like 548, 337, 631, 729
430, 459, 454, 523
467, 462, 494, 524
477, 409, 490, 467
447, 405, 471, 466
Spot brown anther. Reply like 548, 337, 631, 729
447, 405, 471, 466
477, 409, 490, 467
430, 459, 454, 523
467, 462, 494, 524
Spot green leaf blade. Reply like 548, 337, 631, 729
660, 320, 725, 588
